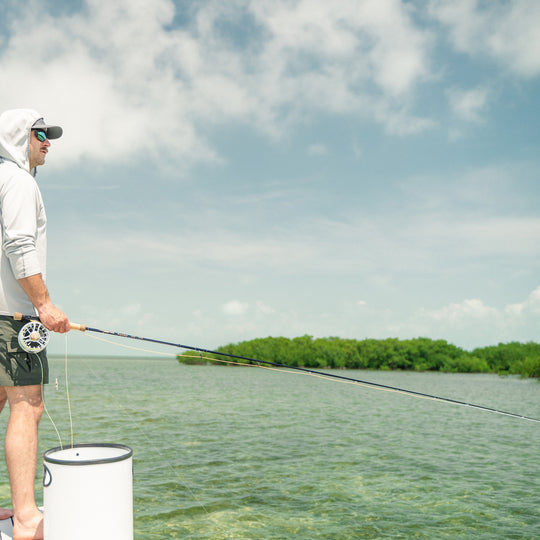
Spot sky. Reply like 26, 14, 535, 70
1, 0, 539, 356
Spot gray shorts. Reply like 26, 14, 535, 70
0, 316, 49, 386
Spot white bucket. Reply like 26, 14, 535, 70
43, 443, 133, 540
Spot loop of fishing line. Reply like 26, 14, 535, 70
36, 333, 74, 451
64, 333, 74, 448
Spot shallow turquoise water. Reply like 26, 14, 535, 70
0, 357, 538, 539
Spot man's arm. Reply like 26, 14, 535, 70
17, 274, 70, 333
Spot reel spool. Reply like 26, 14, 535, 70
18, 320, 50, 353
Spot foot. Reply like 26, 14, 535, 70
0, 507, 14, 520
13, 510, 43, 540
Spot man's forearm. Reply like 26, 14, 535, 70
17, 274, 70, 333
17, 273, 51, 311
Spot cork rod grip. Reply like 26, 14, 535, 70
69, 322, 87, 332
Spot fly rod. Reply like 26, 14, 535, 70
13, 313, 540, 423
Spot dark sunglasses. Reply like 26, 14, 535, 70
33, 129, 48, 142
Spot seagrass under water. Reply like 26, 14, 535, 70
0, 357, 538, 539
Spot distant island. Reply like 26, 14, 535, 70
177, 335, 540, 378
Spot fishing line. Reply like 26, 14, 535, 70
14, 313, 540, 423
34, 334, 75, 450
37, 351, 63, 448
178, 353, 540, 421
64, 333, 74, 448
80, 331, 179, 358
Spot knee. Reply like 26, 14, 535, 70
27, 397, 44, 423
10, 399, 43, 425
6, 387, 44, 423
34, 400, 44, 421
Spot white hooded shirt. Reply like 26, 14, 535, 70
0, 109, 48, 316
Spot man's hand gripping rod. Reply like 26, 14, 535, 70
14, 312, 86, 331
14, 312, 85, 353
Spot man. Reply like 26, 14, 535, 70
0, 109, 70, 540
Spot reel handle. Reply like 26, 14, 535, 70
13, 312, 86, 332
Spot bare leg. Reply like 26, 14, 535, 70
0, 387, 14, 520
4, 385, 44, 540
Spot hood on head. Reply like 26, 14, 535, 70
0, 109, 47, 172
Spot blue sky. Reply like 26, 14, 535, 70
1, 0, 539, 355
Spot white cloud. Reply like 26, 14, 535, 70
447, 86, 489, 122
0, 0, 435, 168
506, 286, 540, 316
252, 0, 432, 97
2, 1, 537, 169
429, 0, 540, 77
369, 285, 540, 348
222, 300, 249, 316
256, 301, 275, 314
425, 298, 498, 323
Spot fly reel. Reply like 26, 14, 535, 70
18, 320, 50, 353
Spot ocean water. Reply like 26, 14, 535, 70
0, 356, 538, 539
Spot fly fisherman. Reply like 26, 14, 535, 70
0, 109, 70, 540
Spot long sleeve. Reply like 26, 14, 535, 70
1, 172, 45, 279
0, 161, 47, 315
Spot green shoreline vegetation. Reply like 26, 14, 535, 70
178, 336, 540, 378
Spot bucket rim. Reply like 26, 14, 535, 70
43, 443, 133, 466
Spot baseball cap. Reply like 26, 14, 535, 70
32, 118, 63, 140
